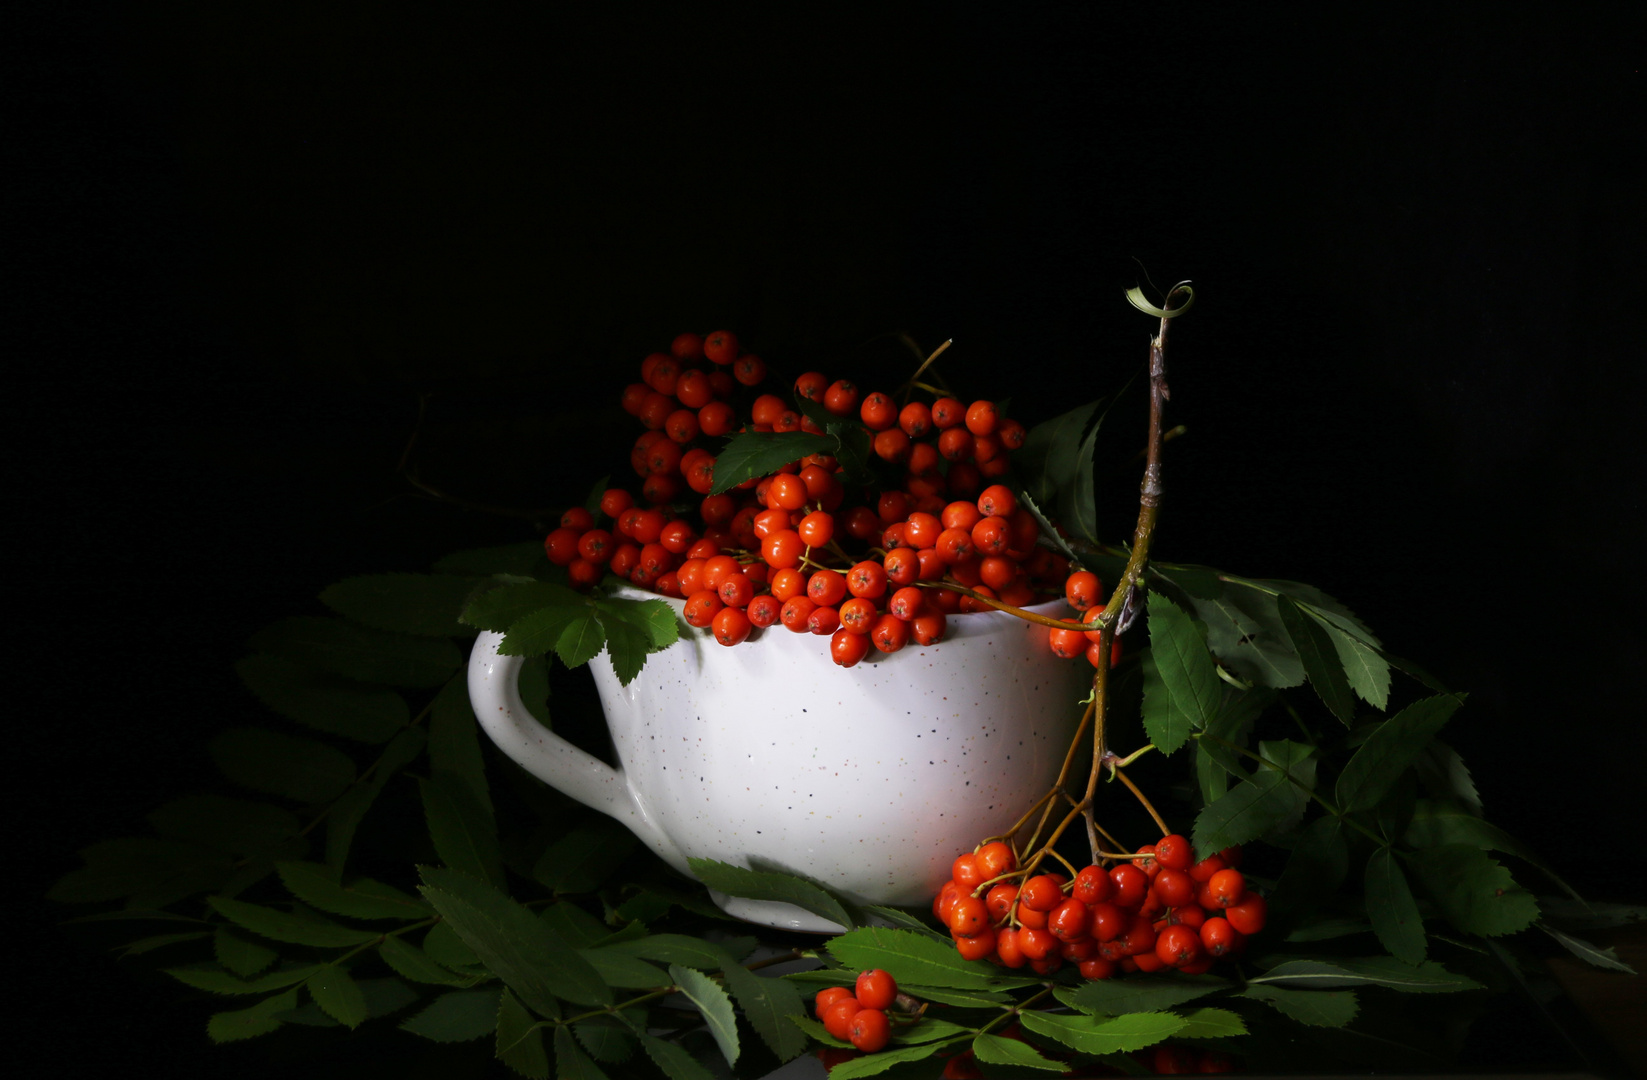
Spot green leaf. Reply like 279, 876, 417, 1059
400, 987, 503, 1041
826, 1039, 965, 1080
1146, 593, 1221, 752
249, 616, 461, 688
899, 985, 1012, 1008
1538, 898, 1647, 931
1018, 1011, 1185, 1055
556, 1025, 613, 1080
1320, 622, 1391, 710
540, 902, 609, 947
419, 865, 610, 1010
206, 987, 300, 1043
48, 837, 232, 905
1277, 597, 1357, 725
709, 431, 836, 495
972, 1032, 1065, 1071
1365, 848, 1426, 964
608, 934, 736, 970
1270, 816, 1349, 920
236, 653, 410, 743
379, 936, 480, 987
307, 965, 368, 1028
1174, 1007, 1247, 1039
579, 948, 668, 989
430, 677, 495, 814
464, 581, 586, 633
1184, 585, 1304, 690
1066, 974, 1230, 1015
861, 905, 948, 941
495, 603, 590, 659
828, 928, 1037, 991
669, 964, 740, 1066
320, 573, 478, 638
1407, 845, 1540, 937
1413, 742, 1482, 814
210, 727, 357, 804
420, 777, 506, 889
435, 542, 552, 578
1238, 984, 1358, 1027
1192, 742, 1314, 856
596, 611, 652, 686
893, 1018, 972, 1044
167, 962, 321, 995
206, 896, 379, 948
1335, 695, 1464, 814
1248, 957, 1480, 992
551, 613, 607, 668
1016, 399, 1101, 519
576, 1014, 643, 1063
498, 987, 551, 1079
214, 928, 277, 978
1403, 799, 1579, 900
424, 921, 483, 970
723, 965, 807, 1061
638, 1034, 718, 1080
1194, 689, 1268, 804
595, 595, 681, 652
117, 931, 213, 957
1125, 284, 1194, 318
688, 858, 855, 930
326, 726, 426, 870
1537, 923, 1638, 974
533, 818, 639, 894
149, 795, 303, 859
275, 861, 432, 920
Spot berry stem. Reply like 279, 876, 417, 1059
1109, 762, 1170, 837
916, 580, 1089, 631
898, 338, 954, 401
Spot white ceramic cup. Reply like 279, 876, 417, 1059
468, 588, 1088, 932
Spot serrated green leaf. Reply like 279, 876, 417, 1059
320, 573, 479, 638
724, 965, 808, 1062
236, 653, 410, 743
498, 987, 551, 1079
556, 1025, 613, 1080
899, 985, 1011, 1007
430, 677, 495, 813
827, 927, 1037, 991
420, 777, 506, 889
550, 613, 606, 668
1239, 984, 1357, 1027
893, 1018, 972, 1044
117, 931, 212, 957
149, 795, 303, 859
1016, 399, 1101, 515
689, 858, 854, 930
424, 921, 483, 970
1413, 741, 1481, 813
827, 1038, 966, 1080
596, 611, 651, 686
1019, 1011, 1185, 1055
213, 928, 277, 977
327, 726, 426, 870
1174, 1007, 1247, 1039
210, 727, 357, 804
1194, 691, 1265, 804
1408, 845, 1539, 937
1537, 923, 1637, 974
1066, 974, 1230, 1015
1146, 593, 1220, 752
637, 1034, 717, 1080
579, 948, 668, 989
709, 431, 836, 495
1320, 623, 1390, 710
972, 1032, 1064, 1071
400, 987, 503, 1041
379, 935, 479, 987
1538, 898, 1647, 931
419, 865, 609, 1010
494, 603, 588, 660
540, 902, 609, 947
576, 1013, 643, 1063
1335, 695, 1463, 813
1250, 957, 1479, 992
206, 896, 379, 948
250, 615, 461, 688
608, 934, 737, 970
306, 965, 367, 1028
48, 837, 232, 906
464, 581, 586, 633
1403, 799, 1579, 900
168, 962, 321, 995
533, 818, 639, 894
1140, 652, 1194, 762
1191, 743, 1313, 856
669, 964, 740, 1065
1185, 585, 1303, 690
435, 542, 552, 578
275, 861, 431, 920
1365, 848, 1426, 964
207, 987, 300, 1043
1278, 597, 1357, 725
594, 595, 680, 652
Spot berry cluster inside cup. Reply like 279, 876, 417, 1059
542, 330, 1125, 666
813, 969, 902, 1052
934, 835, 1266, 978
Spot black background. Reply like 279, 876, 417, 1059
15, 5, 1645, 1076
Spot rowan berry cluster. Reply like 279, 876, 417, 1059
543, 330, 1138, 666
813, 969, 902, 1052
932, 834, 1266, 979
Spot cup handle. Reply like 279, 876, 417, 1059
467, 632, 676, 861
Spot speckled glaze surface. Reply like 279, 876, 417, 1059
468, 589, 1087, 931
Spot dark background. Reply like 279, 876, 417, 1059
15, 4, 1645, 1076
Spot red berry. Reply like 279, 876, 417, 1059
854, 969, 897, 1010
1064, 571, 1103, 612
1152, 868, 1196, 908
1200, 916, 1240, 957
544, 528, 581, 566
1089, 902, 1127, 942
1078, 957, 1118, 981
985, 882, 1018, 921
1109, 863, 1149, 908
870, 614, 910, 653
847, 1008, 890, 1053
703, 330, 738, 365
1156, 924, 1203, 968
746, 594, 781, 628
1154, 834, 1195, 872
976, 841, 1017, 879
1188, 853, 1227, 883
899, 401, 933, 438
683, 590, 723, 628
821, 998, 861, 1042
1205, 869, 1247, 909
954, 926, 996, 961
1050, 898, 1091, 942
1224, 894, 1267, 935
931, 397, 965, 429
995, 927, 1027, 968
1019, 875, 1064, 912
815, 986, 853, 1017
948, 894, 989, 936
1073, 865, 1113, 906
964, 400, 999, 436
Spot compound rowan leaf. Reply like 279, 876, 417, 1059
1407, 845, 1539, 937
972, 1032, 1065, 1071
236, 653, 411, 743
307, 965, 368, 1028
379, 935, 480, 987
1335, 695, 1463, 814
1365, 848, 1427, 964
497, 987, 550, 1079
1066, 974, 1230, 1015
206, 987, 300, 1043
722, 964, 808, 1062
1278, 596, 1357, 725
1018, 1011, 1185, 1055
320, 573, 480, 637
669, 964, 740, 1066
556, 1025, 614, 1080
213, 928, 277, 978
206, 896, 379, 948
1238, 984, 1358, 1027
276, 860, 432, 920
400, 987, 503, 1042
639, 1034, 719, 1080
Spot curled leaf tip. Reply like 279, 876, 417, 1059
1125, 285, 1195, 319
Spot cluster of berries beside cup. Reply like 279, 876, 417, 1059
933, 834, 1266, 978
813, 969, 902, 1052
542, 331, 1128, 667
